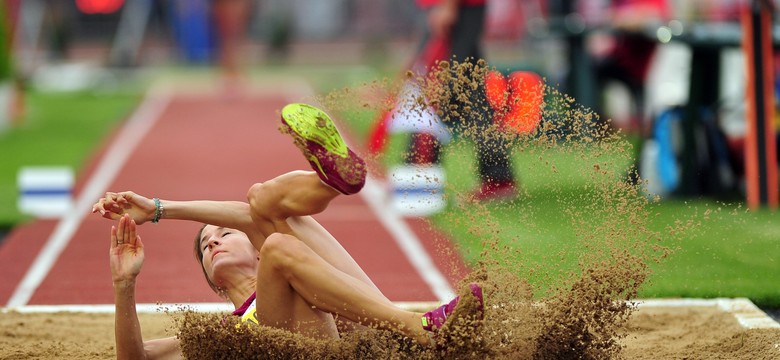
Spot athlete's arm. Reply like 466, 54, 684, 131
157, 199, 254, 232
93, 191, 255, 233
111, 215, 182, 360
142, 338, 182, 359
114, 282, 181, 360
92, 171, 339, 236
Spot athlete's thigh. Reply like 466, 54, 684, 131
254, 250, 339, 339
287, 216, 386, 296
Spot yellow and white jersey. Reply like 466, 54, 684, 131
240, 297, 258, 325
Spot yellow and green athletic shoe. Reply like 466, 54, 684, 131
280, 103, 367, 195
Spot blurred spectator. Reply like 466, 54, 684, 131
583, 0, 670, 134
211, 0, 252, 93
409, 0, 519, 202
45, 0, 75, 61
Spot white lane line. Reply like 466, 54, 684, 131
2, 301, 441, 314
636, 298, 780, 329
6, 298, 779, 330
717, 298, 780, 329
6, 85, 171, 307
360, 176, 456, 302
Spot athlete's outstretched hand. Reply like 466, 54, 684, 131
110, 214, 145, 284
93, 191, 156, 225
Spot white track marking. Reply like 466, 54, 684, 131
360, 176, 456, 302
635, 298, 780, 329
6, 85, 171, 307
2, 301, 440, 314
4, 299, 779, 330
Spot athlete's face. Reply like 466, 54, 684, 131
198, 225, 259, 284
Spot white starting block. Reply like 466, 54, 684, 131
17, 166, 74, 218
389, 164, 447, 217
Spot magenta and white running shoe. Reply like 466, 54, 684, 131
421, 283, 485, 333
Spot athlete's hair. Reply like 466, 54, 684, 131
194, 224, 222, 295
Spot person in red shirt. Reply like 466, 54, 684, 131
96, 104, 484, 358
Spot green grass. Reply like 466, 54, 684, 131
386, 137, 778, 307
640, 200, 780, 305
0, 89, 142, 227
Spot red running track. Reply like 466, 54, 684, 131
0, 85, 467, 307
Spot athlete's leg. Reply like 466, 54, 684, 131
246, 170, 338, 235
255, 233, 431, 344
253, 232, 340, 339
244, 103, 380, 293
246, 103, 365, 240
246, 171, 382, 295
247, 103, 366, 235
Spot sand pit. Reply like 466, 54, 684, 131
1, 299, 778, 359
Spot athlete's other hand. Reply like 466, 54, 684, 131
93, 191, 156, 225
110, 214, 145, 284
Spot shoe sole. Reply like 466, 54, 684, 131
281, 103, 349, 158
280, 103, 366, 195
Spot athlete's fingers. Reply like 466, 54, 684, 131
102, 210, 118, 220
119, 193, 135, 210
111, 202, 122, 213
101, 194, 113, 208
103, 196, 124, 213
117, 215, 126, 245
110, 225, 118, 249
104, 193, 122, 212
128, 217, 137, 247
94, 198, 109, 212
118, 196, 130, 207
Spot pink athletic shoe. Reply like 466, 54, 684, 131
280, 103, 367, 195
421, 283, 484, 333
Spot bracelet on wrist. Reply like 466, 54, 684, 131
151, 197, 164, 223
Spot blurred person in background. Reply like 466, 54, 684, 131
212, 0, 252, 94
45, 0, 75, 61
408, 0, 519, 202
582, 0, 670, 135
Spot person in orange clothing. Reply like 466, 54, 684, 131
212, 0, 252, 93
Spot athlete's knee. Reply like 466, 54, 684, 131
259, 233, 304, 273
246, 182, 266, 205
247, 181, 276, 217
